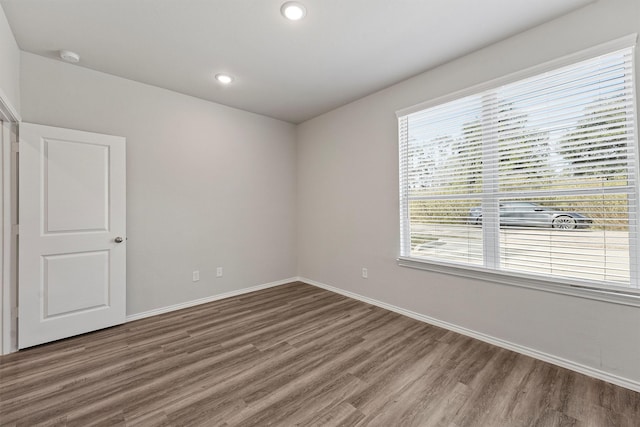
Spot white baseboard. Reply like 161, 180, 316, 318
299, 277, 640, 393
125, 277, 297, 322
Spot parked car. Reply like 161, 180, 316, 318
468, 202, 591, 230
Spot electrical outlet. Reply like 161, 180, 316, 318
362, 268, 368, 279
192, 270, 200, 282
216, 267, 223, 278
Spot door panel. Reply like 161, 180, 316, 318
44, 139, 109, 233
19, 123, 126, 348
43, 250, 109, 318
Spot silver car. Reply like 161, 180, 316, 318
468, 202, 592, 230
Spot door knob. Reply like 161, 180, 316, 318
114, 237, 124, 243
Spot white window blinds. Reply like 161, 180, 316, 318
399, 44, 639, 292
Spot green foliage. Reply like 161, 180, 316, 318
497, 103, 550, 172
559, 101, 629, 178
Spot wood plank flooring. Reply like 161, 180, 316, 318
1, 282, 639, 426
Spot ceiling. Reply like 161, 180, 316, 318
1, 0, 594, 124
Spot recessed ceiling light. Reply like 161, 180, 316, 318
280, 1, 306, 21
215, 73, 234, 84
59, 50, 80, 63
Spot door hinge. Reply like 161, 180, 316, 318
11, 142, 19, 153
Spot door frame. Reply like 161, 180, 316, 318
0, 89, 20, 355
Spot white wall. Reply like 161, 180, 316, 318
20, 52, 297, 316
0, 5, 19, 114
297, 0, 640, 388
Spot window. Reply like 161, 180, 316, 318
398, 38, 639, 295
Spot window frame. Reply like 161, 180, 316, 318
396, 34, 640, 306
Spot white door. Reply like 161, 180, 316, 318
18, 123, 126, 348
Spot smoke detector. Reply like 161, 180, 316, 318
59, 50, 80, 63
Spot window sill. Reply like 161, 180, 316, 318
397, 256, 640, 307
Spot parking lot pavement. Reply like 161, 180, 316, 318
411, 224, 630, 283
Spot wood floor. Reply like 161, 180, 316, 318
1, 282, 638, 426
